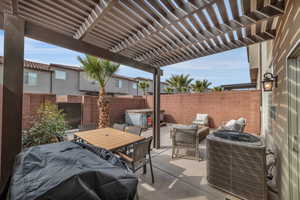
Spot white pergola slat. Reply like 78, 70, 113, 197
1, 0, 283, 68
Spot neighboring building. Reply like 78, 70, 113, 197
79, 70, 138, 96
134, 77, 168, 95
0, 57, 143, 96
0, 56, 53, 94
220, 83, 257, 91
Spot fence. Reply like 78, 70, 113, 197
21, 90, 261, 135
145, 90, 261, 134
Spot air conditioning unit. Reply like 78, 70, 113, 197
207, 131, 266, 200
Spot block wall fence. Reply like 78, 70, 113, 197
21, 90, 261, 134
145, 90, 261, 134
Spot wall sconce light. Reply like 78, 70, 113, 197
262, 72, 278, 92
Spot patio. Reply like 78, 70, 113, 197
2, 0, 299, 199
137, 125, 236, 200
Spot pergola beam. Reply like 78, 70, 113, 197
0, 13, 24, 191
12, 17, 158, 74
74, 0, 119, 40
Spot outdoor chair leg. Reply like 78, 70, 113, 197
149, 153, 154, 184
171, 146, 175, 159
143, 164, 147, 174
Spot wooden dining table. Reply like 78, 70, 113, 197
74, 127, 145, 151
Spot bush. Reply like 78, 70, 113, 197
22, 102, 69, 148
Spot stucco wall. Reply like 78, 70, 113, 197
268, 0, 300, 199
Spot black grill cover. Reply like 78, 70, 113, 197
9, 142, 138, 200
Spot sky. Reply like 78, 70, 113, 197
0, 30, 250, 87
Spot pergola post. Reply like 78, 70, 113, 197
153, 68, 160, 149
0, 14, 24, 189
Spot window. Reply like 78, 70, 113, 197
115, 79, 122, 88
24, 72, 37, 86
132, 82, 137, 89
55, 70, 66, 80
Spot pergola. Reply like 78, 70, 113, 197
0, 0, 284, 189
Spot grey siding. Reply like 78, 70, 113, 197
79, 72, 98, 92
0, 64, 51, 93
51, 66, 83, 95
24, 69, 51, 93
79, 71, 138, 95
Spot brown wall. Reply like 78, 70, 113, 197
81, 95, 146, 126
21, 92, 261, 136
145, 90, 261, 135
22, 93, 56, 129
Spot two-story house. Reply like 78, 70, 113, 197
0, 57, 152, 96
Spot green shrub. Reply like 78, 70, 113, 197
22, 102, 69, 148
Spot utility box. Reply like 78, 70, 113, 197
125, 109, 165, 128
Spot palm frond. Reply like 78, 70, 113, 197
77, 55, 120, 88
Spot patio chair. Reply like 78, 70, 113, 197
125, 126, 142, 136
171, 125, 200, 160
112, 123, 126, 131
193, 113, 209, 127
218, 117, 247, 132
117, 136, 154, 184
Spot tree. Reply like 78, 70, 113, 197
191, 80, 205, 93
201, 79, 212, 89
163, 87, 174, 94
22, 102, 68, 148
212, 86, 223, 92
78, 55, 119, 128
191, 79, 212, 93
166, 74, 193, 93
138, 81, 150, 95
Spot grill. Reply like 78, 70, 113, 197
207, 131, 266, 200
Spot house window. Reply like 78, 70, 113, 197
132, 82, 137, 89
115, 79, 122, 88
55, 70, 66, 80
24, 72, 37, 86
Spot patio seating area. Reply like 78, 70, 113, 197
136, 125, 236, 200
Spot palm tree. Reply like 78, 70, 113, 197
191, 79, 212, 92
201, 79, 212, 90
166, 74, 193, 93
78, 55, 119, 128
212, 86, 223, 92
191, 80, 205, 93
164, 87, 174, 94
138, 81, 150, 95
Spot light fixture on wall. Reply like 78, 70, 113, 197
262, 72, 278, 92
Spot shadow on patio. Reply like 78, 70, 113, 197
137, 125, 235, 200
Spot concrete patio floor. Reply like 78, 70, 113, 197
137, 125, 239, 200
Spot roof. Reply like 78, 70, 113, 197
135, 77, 167, 84
0, 56, 139, 82
50, 64, 137, 82
112, 74, 137, 82
50, 64, 83, 72
1, 0, 284, 69
221, 83, 257, 90
0, 56, 52, 72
